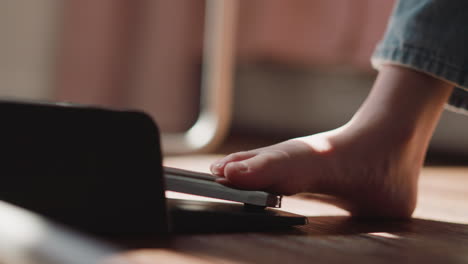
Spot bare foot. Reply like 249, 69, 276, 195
211, 65, 453, 218
211, 124, 420, 218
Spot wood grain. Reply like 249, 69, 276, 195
119, 157, 468, 264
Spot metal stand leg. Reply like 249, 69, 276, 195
161, 0, 238, 154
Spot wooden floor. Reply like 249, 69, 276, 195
118, 155, 468, 264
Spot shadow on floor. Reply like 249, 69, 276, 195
166, 216, 468, 264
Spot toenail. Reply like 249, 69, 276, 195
211, 163, 223, 175
215, 178, 230, 184
234, 162, 249, 173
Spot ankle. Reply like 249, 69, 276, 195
347, 65, 453, 147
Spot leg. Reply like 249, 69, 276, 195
211, 65, 454, 218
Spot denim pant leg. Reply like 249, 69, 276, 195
371, 0, 468, 115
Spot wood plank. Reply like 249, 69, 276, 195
117, 157, 468, 264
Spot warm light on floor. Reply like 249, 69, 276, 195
368, 232, 401, 239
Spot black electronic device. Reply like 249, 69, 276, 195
0, 100, 307, 237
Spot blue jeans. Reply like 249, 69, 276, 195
372, 0, 468, 114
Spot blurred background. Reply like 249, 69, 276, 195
1, 0, 467, 162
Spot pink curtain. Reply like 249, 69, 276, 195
236, 0, 395, 68
54, 0, 394, 132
